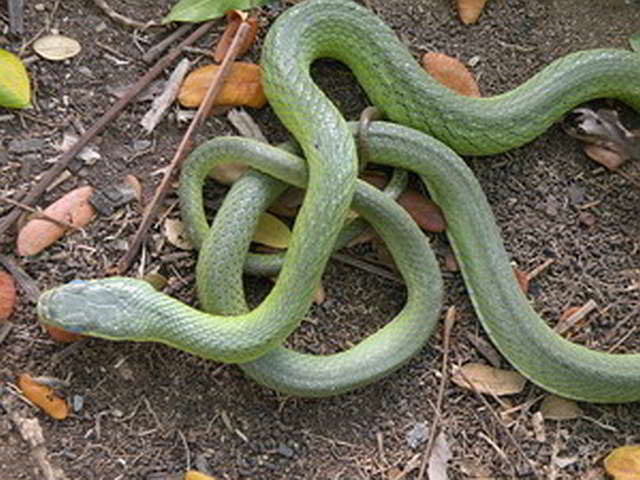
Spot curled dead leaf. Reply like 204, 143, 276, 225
422, 52, 481, 97
178, 62, 266, 110
0, 270, 16, 321
17, 186, 95, 256
213, 13, 258, 63
452, 363, 526, 396
604, 445, 640, 480
18, 373, 69, 420
456, 0, 488, 24
539, 394, 583, 420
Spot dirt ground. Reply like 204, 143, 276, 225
2, 0, 640, 479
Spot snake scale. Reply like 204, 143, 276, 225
37, 0, 640, 401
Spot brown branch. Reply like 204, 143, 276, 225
0, 196, 80, 231
0, 21, 215, 239
92, 0, 159, 30
115, 20, 252, 274
416, 306, 456, 480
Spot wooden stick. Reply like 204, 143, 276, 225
116, 20, 252, 273
0, 21, 215, 239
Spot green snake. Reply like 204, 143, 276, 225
37, 0, 640, 401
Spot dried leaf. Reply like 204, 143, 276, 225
422, 52, 481, 97
253, 213, 290, 249
0, 270, 16, 321
452, 363, 526, 396
0, 49, 30, 108
539, 394, 583, 420
583, 143, 627, 170
184, 470, 219, 480
17, 186, 95, 256
214, 13, 258, 63
428, 431, 452, 480
209, 163, 248, 185
178, 62, 266, 110
18, 373, 69, 420
604, 445, 640, 480
456, 0, 488, 24
164, 218, 194, 250
143, 272, 168, 291
43, 325, 84, 343
513, 267, 529, 293
33, 34, 81, 61
269, 187, 305, 217
444, 249, 459, 272
531, 411, 546, 442
396, 188, 446, 232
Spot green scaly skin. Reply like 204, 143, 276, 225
37, 0, 640, 400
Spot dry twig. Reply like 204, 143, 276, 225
0, 21, 215, 239
116, 20, 253, 273
416, 306, 456, 480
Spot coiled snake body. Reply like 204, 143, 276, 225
38, 0, 640, 401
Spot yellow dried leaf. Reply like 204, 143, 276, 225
17, 186, 95, 256
457, 0, 488, 24
184, 470, 218, 480
178, 62, 266, 109
604, 445, 640, 480
18, 373, 68, 420
422, 52, 481, 97
452, 363, 526, 396
539, 394, 583, 420
253, 213, 290, 249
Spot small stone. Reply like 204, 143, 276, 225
406, 422, 429, 449
277, 443, 294, 458
72, 394, 84, 412
468, 55, 481, 67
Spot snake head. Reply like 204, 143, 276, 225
37, 277, 149, 339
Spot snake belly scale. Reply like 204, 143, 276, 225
37, 0, 640, 401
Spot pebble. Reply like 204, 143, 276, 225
277, 443, 294, 458
406, 422, 429, 449
72, 394, 84, 412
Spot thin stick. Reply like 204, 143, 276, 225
458, 368, 540, 478
93, 0, 159, 30
143, 23, 192, 63
116, 20, 252, 273
0, 196, 79, 231
416, 306, 456, 480
0, 21, 215, 239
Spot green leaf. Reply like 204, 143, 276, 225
0, 49, 31, 109
630, 32, 640, 52
163, 0, 273, 23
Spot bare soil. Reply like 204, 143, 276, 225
1, 1, 640, 479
